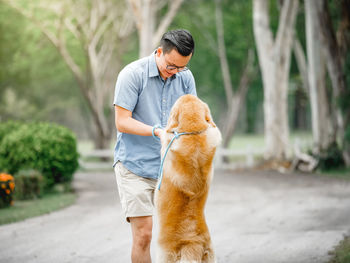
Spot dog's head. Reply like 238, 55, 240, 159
166, 95, 216, 133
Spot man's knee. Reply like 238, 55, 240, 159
135, 228, 152, 249
130, 217, 153, 249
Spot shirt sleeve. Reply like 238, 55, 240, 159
113, 67, 140, 112
186, 70, 197, 96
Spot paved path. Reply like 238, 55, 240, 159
1, 169, 350, 263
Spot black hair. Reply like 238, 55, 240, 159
160, 29, 195, 56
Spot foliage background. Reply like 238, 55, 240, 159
0, 0, 348, 146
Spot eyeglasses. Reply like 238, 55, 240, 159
163, 54, 189, 72
166, 65, 189, 72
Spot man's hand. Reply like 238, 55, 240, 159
154, 128, 164, 139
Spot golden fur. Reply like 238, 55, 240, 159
156, 95, 222, 263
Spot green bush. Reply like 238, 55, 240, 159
0, 122, 79, 188
0, 120, 23, 144
14, 169, 44, 200
317, 142, 345, 171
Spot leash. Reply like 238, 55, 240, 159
157, 131, 191, 190
153, 125, 206, 190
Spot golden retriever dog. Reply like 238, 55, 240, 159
156, 94, 221, 263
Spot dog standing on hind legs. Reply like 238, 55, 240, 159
155, 95, 221, 263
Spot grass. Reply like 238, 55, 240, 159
77, 132, 314, 154
0, 192, 76, 225
228, 131, 313, 151
77, 139, 114, 171
319, 168, 350, 180
328, 236, 350, 263
225, 132, 313, 164
77, 139, 114, 153
228, 133, 266, 150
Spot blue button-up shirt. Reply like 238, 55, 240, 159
113, 52, 196, 179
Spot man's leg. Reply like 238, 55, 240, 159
129, 216, 153, 263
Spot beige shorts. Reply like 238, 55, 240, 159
114, 162, 158, 222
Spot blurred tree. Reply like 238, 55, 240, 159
293, 33, 309, 96
172, 0, 228, 122
305, 0, 335, 153
1, 0, 135, 148
174, 0, 262, 137
291, 7, 311, 132
0, 4, 30, 114
214, 0, 256, 147
0, 4, 77, 125
315, 0, 350, 166
253, 0, 299, 160
127, 0, 184, 57
0, 89, 37, 120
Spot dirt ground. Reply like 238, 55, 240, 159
1, 168, 350, 263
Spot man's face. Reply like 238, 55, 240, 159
155, 47, 192, 80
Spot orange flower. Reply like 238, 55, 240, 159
5, 189, 10, 195
1, 184, 5, 189
0, 173, 13, 182
9, 182, 15, 191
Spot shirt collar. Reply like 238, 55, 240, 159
148, 51, 159, 78
148, 50, 177, 80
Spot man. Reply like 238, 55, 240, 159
113, 29, 196, 263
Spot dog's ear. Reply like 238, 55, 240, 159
166, 104, 179, 132
205, 104, 216, 127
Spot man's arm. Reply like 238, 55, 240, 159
115, 106, 162, 137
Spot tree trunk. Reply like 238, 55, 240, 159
316, 0, 350, 166
128, 0, 184, 58
221, 50, 255, 148
215, 0, 233, 108
305, 0, 335, 153
293, 38, 309, 94
214, 0, 255, 148
253, 0, 299, 160
139, 0, 156, 57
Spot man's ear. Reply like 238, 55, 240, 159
156, 47, 162, 57
166, 105, 179, 132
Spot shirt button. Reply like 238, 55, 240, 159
163, 112, 165, 115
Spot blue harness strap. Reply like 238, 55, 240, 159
157, 131, 189, 190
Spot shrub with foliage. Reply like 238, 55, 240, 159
316, 142, 345, 171
0, 120, 23, 144
0, 172, 15, 208
0, 122, 79, 188
14, 169, 44, 200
